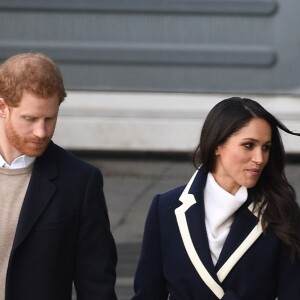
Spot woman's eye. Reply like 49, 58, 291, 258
262, 144, 271, 151
244, 143, 253, 149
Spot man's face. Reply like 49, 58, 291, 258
4, 91, 59, 158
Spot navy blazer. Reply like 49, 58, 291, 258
132, 169, 300, 300
5, 142, 117, 300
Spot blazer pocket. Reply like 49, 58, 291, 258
34, 213, 76, 231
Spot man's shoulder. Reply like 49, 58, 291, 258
42, 141, 98, 173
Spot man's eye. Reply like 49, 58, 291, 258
45, 117, 54, 122
23, 117, 34, 122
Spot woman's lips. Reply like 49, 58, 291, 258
246, 168, 261, 176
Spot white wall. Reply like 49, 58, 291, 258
53, 92, 300, 153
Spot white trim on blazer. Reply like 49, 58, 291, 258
175, 170, 264, 299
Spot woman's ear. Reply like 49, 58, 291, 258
215, 147, 220, 156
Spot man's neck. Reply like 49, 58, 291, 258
0, 147, 22, 165
0, 124, 21, 164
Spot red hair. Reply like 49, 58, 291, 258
0, 52, 66, 106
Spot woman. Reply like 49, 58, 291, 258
131, 97, 300, 300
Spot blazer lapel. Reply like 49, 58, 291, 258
215, 201, 264, 282
175, 170, 225, 299
175, 169, 265, 297
11, 142, 58, 252
216, 200, 257, 268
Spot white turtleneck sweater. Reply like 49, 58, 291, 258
204, 173, 248, 265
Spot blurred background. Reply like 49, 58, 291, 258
1, 1, 300, 299
1, 0, 300, 154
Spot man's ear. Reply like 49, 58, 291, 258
0, 98, 8, 117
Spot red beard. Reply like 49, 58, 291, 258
5, 120, 51, 157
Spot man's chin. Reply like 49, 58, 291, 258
19, 143, 49, 157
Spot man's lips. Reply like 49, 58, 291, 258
27, 139, 48, 146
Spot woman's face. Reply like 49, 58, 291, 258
213, 117, 272, 195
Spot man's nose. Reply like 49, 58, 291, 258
33, 121, 47, 138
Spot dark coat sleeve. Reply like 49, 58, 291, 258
132, 195, 169, 300
277, 242, 300, 299
73, 168, 117, 300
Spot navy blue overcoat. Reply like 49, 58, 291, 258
5, 141, 117, 300
132, 169, 300, 300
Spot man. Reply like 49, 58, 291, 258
0, 53, 117, 300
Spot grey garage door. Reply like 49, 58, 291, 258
0, 0, 299, 95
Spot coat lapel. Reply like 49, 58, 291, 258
175, 169, 264, 298
11, 142, 58, 253
175, 170, 225, 299
215, 202, 264, 282
215, 200, 258, 269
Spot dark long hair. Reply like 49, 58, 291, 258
193, 97, 300, 256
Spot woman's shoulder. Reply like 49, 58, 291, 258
151, 185, 187, 210
160, 185, 186, 199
